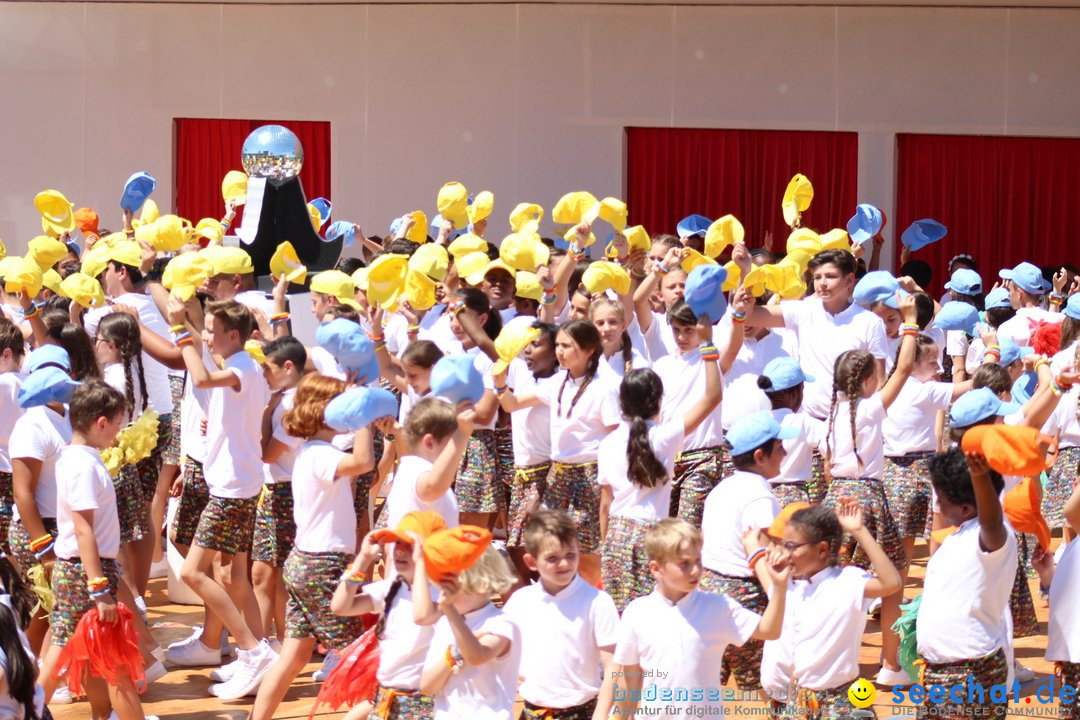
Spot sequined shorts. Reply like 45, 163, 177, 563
284, 549, 365, 650
169, 457, 209, 548
670, 446, 722, 528
163, 375, 184, 466
699, 569, 767, 691
521, 698, 597, 720
8, 516, 58, 578
883, 453, 935, 539
771, 481, 811, 508
1044, 446, 1080, 529
50, 557, 121, 646
116, 464, 150, 544
455, 429, 502, 514
371, 686, 434, 720
600, 515, 655, 612
507, 463, 549, 548
252, 483, 295, 567
543, 461, 600, 554
354, 470, 376, 523
917, 649, 1008, 719
793, 685, 878, 720
0, 470, 13, 555
193, 494, 257, 556
823, 477, 907, 572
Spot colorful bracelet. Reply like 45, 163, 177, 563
630, 269, 646, 280
614, 255, 630, 267
23, 305, 41, 321
1051, 293, 1066, 305
169, 324, 186, 334
29, 534, 53, 551
748, 549, 767, 571
899, 328, 919, 338
407, 325, 420, 334
540, 292, 557, 306
449, 301, 465, 317
656, 262, 672, 276
700, 344, 720, 361
176, 336, 195, 348
33, 542, 54, 560
444, 645, 464, 674
89, 588, 111, 601
269, 313, 290, 325
900, 323, 919, 332
1034, 357, 1051, 374
220, 218, 232, 232
731, 309, 748, 324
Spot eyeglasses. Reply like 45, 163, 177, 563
778, 540, 811, 553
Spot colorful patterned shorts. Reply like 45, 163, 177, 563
823, 478, 907, 572
284, 549, 365, 650
169, 457, 209, 548
8, 516, 58, 578
50, 557, 121, 646
507, 463, 549, 548
771, 481, 811, 508
0, 471, 13, 556
521, 698, 597, 720
794, 685, 878, 719
354, 470, 376, 522
193, 495, 258, 556
371, 686, 435, 720
917, 649, 1008, 719
164, 376, 184, 466
670, 447, 722, 528
543, 462, 600, 554
135, 413, 170, 499
720, 449, 735, 481
1010, 532, 1039, 638
1044, 446, 1080, 529
494, 425, 514, 512
601, 515, 655, 612
455, 430, 502, 515
252, 483, 296, 567
808, 449, 828, 504
699, 569, 767, 691
1058, 662, 1080, 720
115, 464, 150, 544
883, 453, 935, 540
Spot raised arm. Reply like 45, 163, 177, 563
683, 316, 722, 437
966, 451, 1008, 553
879, 294, 919, 411
837, 497, 902, 598
416, 408, 475, 503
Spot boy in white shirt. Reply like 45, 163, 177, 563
503, 510, 620, 720
997, 261, 1059, 347
166, 297, 277, 699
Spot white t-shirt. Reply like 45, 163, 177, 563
367, 578, 438, 690
424, 603, 521, 720
102, 361, 148, 422
503, 576, 620, 709
0, 372, 24, 472
264, 388, 301, 483
1043, 385, 1080, 449
535, 371, 618, 464
234, 289, 276, 322
916, 519, 1017, 664
598, 420, 683, 522
1052, 340, 1079, 375
180, 364, 210, 463
505, 359, 552, 467
654, 349, 723, 451
384, 455, 459, 530
998, 306, 1061, 348
9, 406, 72, 521
309, 345, 346, 381
771, 409, 826, 484
883, 378, 954, 456
204, 351, 270, 498
780, 297, 889, 419
701, 470, 780, 577
54, 445, 120, 560
596, 348, 649, 384
827, 395, 887, 480
423, 313, 464, 356
85, 294, 174, 414
612, 590, 759, 714
292, 440, 356, 554
1046, 539, 1080, 663
720, 325, 795, 431
945, 329, 970, 363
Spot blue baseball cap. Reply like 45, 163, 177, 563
325, 220, 357, 248
999, 262, 1051, 296
948, 387, 1020, 430
846, 204, 883, 246
315, 318, 380, 384
932, 302, 979, 335
310, 197, 332, 226
683, 264, 727, 323
324, 386, 399, 433
430, 354, 485, 405
120, 171, 156, 213
944, 268, 982, 296
18, 367, 81, 409
853, 271, 907, 309
761, 357, 814, 392
984, 287, 1012, 310
900, 219, 947, 252
990, 338, 1032, 368
677, 214, 711, 240
1065, 294, 1080, 321
726, 410, 798, 456
27, 345, 71, 374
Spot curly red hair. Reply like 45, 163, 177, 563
283, 373, 347, 439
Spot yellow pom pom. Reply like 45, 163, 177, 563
27, 563, 55, 617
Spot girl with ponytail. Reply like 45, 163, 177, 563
589, 295, 647, 381
0, 557, 44, 720
597, 331, 720, 610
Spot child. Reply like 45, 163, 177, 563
589, 296, 647, 381
761, 501, 902, 719
0, 317, 25, 556
598, 357, 720, 611
504, 510, 620, 720
1042, 343, 1080, 545
611, 519, 788, 718
252, 336, 307, 649
38, 380, 149, 719
916, 449, 1016, 720
167, 297, 277, 697
757, 357, 825, 507
419, 544, 522, 720
0, 557, 45, 720
247, 374, 377, 720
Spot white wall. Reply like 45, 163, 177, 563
2, 2, 1080, 260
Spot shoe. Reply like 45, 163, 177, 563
165, 638, 220, 667
107, 712, 160, 720
1014, 661, 1037, 683
876, 666, 915, 686
151, 645, 165, 663
312, 651, 340, 682
221, 630, 234, 658
209, 641, 278, 700
209, 656, 243, 683
867, 596, 882, 617
166, 625, 203, 651
51, 684, 74, 704
144, 661, 168, 685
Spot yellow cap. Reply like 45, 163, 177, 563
135, 215, 191, 253
0, 238, 6, 261
80, 244, 111, 279
34, 189, 76, 236
163, 251, 215, 301
200, 245, 254, 276
41, 268, 63, 294
222, 170, 248, 205
308, 203, 323, 233
786, 228, 821, 256
818, 228, 851, 252
245, 339, 266, 365
59, 272, 106, 309
509, 203, 544, 234
404, 211, 428, 244
722, 261, 741, 292
438, 182, 470, 229
269, 241, 307, 284
455, 252, 491, 287
704, 215, 745, 259
2, 257, 44, 297
491, 325, 542, 376
500, 232, 550, 272
747, 261, 806, 300
409, 243, 450, 282
782, 174, 814, 227
466, 191, 494, 225
622, 225, 652, 255
404, 268, 437, 310
470, 259, 515, 287
195, 218, 225, 246
583, 197, 628, 234
107, 240, 144, 270
447, 233, 488, 258
563, 225, 597, 248
27, 235, 68, 270
514, 271, 543, 302
366, 254, 409, 307
140, 198, 160, 226
680, 248, 717, 273
582, 261, 631, 296
310, 269, 356, 303
552, 191, 598, 225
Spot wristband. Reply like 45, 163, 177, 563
748, 549, 767, 571
630, 269, 646, 280
373, 341, 387, 353
444, 644, 464, 674
1034, 357, 1051, 374
220, 217, 232, 231
89, 588, 111, 601
87, 575, 109, 587
899, 328, 919, 338
33, 542, 55, 560
1051, 293, 1066, 304
656, 262, 672, 276
448, 301, 465, 317
173, 331, 191, 343
900, 323, 920, 332
407, 325, 420, 333
23, 305, 41, 321
29, 534, 54, 551
176, 336, 195, 348
615, 255, 630, 267
540, 292, 557, 306
124, 228, 135, 236
169, 324, 187, 334
270, 312, 290, 324
731, 309, 748, 323
985, 344, 1001, 352
495, 385, 508, 395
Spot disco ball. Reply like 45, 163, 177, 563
241, 125, 304, 181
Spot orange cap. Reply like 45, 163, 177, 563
1003, 477, 1051, 552
74, 208, 99, 235
370, 511, 447, 546
766, 502, 812, 539
422, 526, 493, 583
961, 425, 1058, 477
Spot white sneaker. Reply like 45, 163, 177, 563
867, 596, 883, 616
51, 684, 73, 704
150, 645, 165, 663
876, 666, 915, 686
209, 656, 243, 683
312, 651, 340, 682
220, 630, 234, 658
107, 712, 160, 720
164, 638, 220, 667
1014, 661, 1037, 683
166, 625, 203, 651
209, 641, 278, 700
144, 660, 167, 685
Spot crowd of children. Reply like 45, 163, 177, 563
0, 180, 1079, 720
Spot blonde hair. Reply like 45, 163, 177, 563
403, 397, 458, 448
457, 545, 517, 598
645, 518, 702, 566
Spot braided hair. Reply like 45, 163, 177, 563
97, 312, 149, 415
555, 319, 601, 418
589, 296, 634, 375
620, 369, 667, 488
373, 575, 405, 640
826, 350, 876, 472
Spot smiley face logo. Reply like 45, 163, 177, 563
847, 678, 876, 708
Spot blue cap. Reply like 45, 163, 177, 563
984, 287, 1012, 310
1065, 294, 1080, 321
430, 354, 485, 405
944, 268, 982, 296
315, 318, 380, 384
846, 204, 883, 246
324, 386, 399, 433
27, 345, 71, 374
901, 219, 947, 252
726, 410, 798, 456
310, 197, 332, 226
991, 338, 1031, 368
120, 171, 156, 213
949, 387, 1020, 429
853, 271, 905, 309
430, 214, 466, 241
325, 220, 357, 248
932, 302, 979, 335
17, 368, 80, 409
676, 214, 711, 240
683, 264, 727, 323
65, 239, 81, 258
999, 262, 1051, 296
760, 357, 814, 392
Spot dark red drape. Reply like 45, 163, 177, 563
174, 118, 331, 227
896, 133, 1079, 293
625, 127, 858, 248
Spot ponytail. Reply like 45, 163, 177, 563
0, 558, 41, 720
620, 369, 667, 488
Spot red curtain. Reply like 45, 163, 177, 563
625, 127, 859, 248
896, 134, 1080, 293
174, 118, 331, 226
